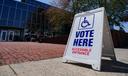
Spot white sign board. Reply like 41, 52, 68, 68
63, 7, 116, 71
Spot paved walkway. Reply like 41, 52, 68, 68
0, 48, 128, 76
0, 42, 65, 65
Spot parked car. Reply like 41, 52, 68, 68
24, 34, 37, 42
31, 34, 37, 42
24, 34, 31, 41
38, 34, 44, 43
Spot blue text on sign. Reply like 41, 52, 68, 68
73, 30, 94, 47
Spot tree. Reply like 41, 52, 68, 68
27, 7, 49, 34
70, 0, 127, 31
47, 0, 127, 34
46, 6, 73, 35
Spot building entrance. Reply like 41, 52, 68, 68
8, 31, 14, 41
0, 30, 7, 41
0, 30, 15, 41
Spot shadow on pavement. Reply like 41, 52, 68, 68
67, 62, 92, 69
101, 59, 128, 73
66, 59, 128, 73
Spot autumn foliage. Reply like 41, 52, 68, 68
46, 7, 73, 34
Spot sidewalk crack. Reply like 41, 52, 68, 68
8, 65, 18, 76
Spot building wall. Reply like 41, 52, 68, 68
0, 0, 51, 41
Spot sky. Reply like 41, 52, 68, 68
113, 22, 128, 32
37, 0, 54, 5
15, 0, 54, 5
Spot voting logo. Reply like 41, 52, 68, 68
78, 14, 95, 30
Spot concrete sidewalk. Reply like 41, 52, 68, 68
0, 48, 128, 76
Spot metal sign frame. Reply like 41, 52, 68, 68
63, 7, 116, 71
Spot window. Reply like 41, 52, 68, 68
14, 9, 21, 21
8, 7, 15, 21
20, 10, 27, 28
1, 6, 9, 20
17, 2, 28, 10
21, 10, 27, 21
0, 5, 2, 19
13, 9, 21, 27
31, 12, 37, 24
2, 31, 7, 40
28, 5, 36, 12
0, 19, 7, 26
20, 21, 25, 28
13, 20, 20, 28
27, 11, 32, 19
26, 11, 33, 25
4, 0, 16, 8
0, 0, 3, 5
7, 20, 13, 26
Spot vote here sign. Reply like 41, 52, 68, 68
72, 15, 95, 56
63, 7, 105, 71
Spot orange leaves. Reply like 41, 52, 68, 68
46, 7, 73, 32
